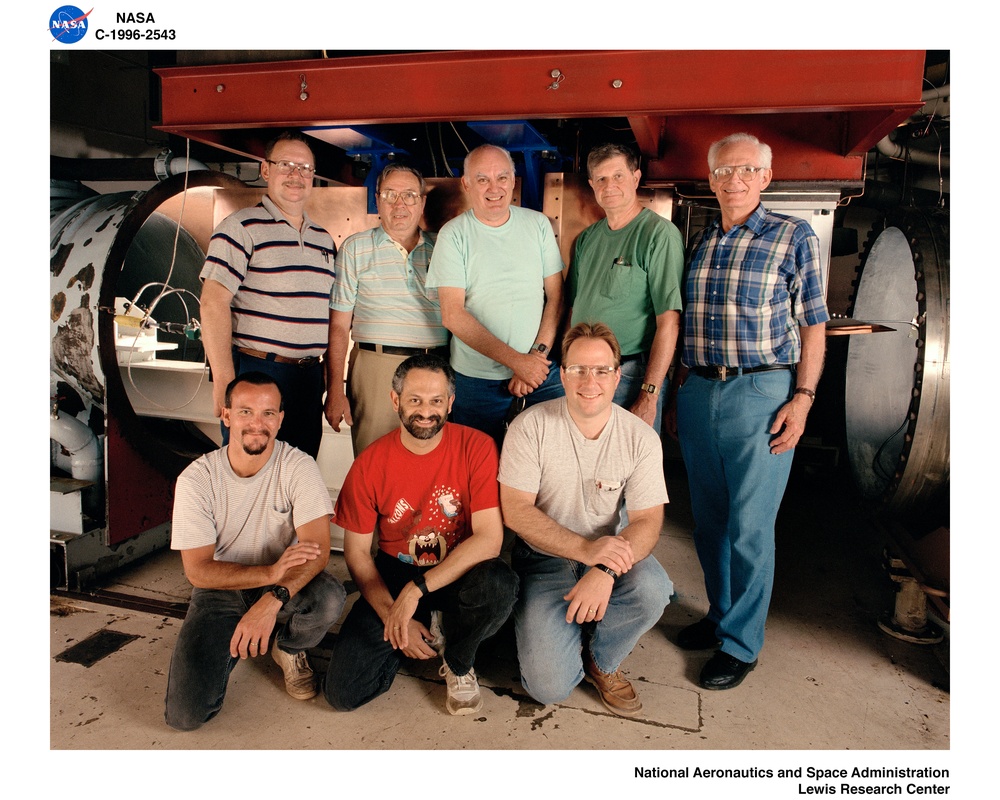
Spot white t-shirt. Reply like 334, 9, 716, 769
171, 441, 333, 566
498, 399, 668, 554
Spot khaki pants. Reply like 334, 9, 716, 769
346, 345, 410, 455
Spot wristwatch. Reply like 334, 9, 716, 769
270, 585, 291, 603
532, 343, 548, 355
640, 382, 660, 395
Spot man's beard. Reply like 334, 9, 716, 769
399, 409, 446, 440
240, 431, 270, 455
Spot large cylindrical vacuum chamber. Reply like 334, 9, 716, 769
845, 208, 949, 525
50, 170, 245, 548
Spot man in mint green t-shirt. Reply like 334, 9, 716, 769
567, 143, 684, 434
428, 144, 565, 445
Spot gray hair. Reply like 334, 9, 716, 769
707, 133, 773, 171
463, 144, 516, 177
376, 163, 427, 196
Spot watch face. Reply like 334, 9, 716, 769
272, 585, 290, 603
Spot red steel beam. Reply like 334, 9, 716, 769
155, 50, 926, 183
157, 49, 924, 127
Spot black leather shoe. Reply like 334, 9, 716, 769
677, 618, 721, 650
699, 651, 757, 690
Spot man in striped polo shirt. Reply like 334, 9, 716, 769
326, 164, 448, 456
200, 130, 336, 458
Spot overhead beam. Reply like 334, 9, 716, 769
155, 50, 926, 184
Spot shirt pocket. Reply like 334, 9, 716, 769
267, 504, 295, 541
599, 261, 640, 301
589, 475, 626, 517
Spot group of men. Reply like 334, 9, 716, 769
164, 129, 828, 730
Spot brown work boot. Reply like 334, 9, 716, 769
583, 649, 642, 717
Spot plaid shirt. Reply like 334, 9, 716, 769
682, 204, 829, 368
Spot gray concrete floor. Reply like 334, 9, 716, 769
47, 460, 953, 792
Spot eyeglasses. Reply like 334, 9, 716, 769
563, 364, 618, 380
712, 165, 765, 181
266, 160, 315, 177
379, 189, 422, 206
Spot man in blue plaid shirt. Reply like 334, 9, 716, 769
669, 133, 829, 691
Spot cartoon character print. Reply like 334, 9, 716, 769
391, 485, 465, 566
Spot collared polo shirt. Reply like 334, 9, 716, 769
330, 225, 446, 348
200, 195, 336, 359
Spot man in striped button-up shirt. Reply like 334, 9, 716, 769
200, 131, 336, 458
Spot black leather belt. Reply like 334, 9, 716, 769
235, 346, 320, 367
358, 342, 449, 357
690, 364, 791, 381
620, 352, 645, 363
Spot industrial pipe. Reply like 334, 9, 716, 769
875, 84, 950, 169
49, 151, 209, 183
50, 407, 102, 484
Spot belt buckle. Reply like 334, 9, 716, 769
716, 365, 727, 382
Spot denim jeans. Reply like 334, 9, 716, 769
450, 364, 565, 448
613, 355, 667, 435
675, 369, 795, 663
164, 571, 345, 731
324, 551, 519, 711
511, 536, 673, 705
221, 348, 325, 458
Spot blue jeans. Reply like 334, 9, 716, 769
222, 348, 325, 458
511, 536, 673, 705
324, 551, 518, 711
614, 355, 667, 434
164, 571, 346, 731
450, 364, 565, 448
675, 369, 795, 663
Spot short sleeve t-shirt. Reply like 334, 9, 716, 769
498, 399, 667, 555
335, 423, 500, 565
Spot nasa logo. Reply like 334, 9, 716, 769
50, 5, 92, 43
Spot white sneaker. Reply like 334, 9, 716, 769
271, 646, 317, 700
439, 661, 483, 715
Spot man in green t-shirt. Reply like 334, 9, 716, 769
567, 143, 684, 433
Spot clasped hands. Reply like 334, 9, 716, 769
564, 535, 634, 625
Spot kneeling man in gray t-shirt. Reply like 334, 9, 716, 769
498, 321, 673, 717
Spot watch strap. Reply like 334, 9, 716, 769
640, 382, 660, 395
413, 573, 430, 596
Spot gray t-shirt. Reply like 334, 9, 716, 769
498, 399, 668, 554
171, 441, 333, 566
